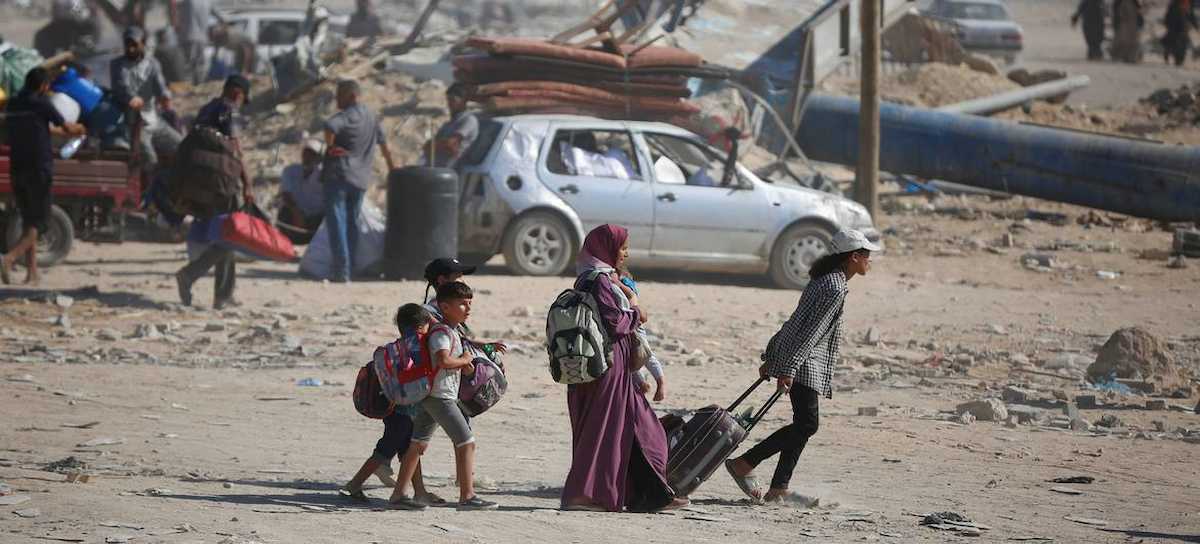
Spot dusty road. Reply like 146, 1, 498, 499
2, 195, 1198, 543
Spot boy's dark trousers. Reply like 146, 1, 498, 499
739, 385, 820, 490
179, 246, 236, 304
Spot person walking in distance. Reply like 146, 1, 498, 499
321, 79, 396, 282
725, 229, 879, 504
1071, 0, 1106, 60
1, 67, 85, 285
1162, 0, 1197, 66
174, 75, 253, 309
169, 0, 215, 84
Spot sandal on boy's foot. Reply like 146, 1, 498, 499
725, 459, 764, 505
338, 485, 368, 503
415, 492, 448, 506
387, 496, 428, 511
0, 256, 11, 285
457, 496, 498, 511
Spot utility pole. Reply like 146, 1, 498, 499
856, 0, 881, 220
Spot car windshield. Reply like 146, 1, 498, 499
946, 2, 1008, 20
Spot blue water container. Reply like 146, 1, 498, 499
52, 67, 103, 116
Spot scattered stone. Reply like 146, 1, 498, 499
0, 495, 31, 506
1087, 327, 1183, 391
1050, 486, 1084, 495
1069, 417, 1092, 432
1146, 399, 1168, 411
686, 358, 703, 367
986, 324, 1007, 335
1074, 395, 1098, 409
958, 413, 976, 425
1021, 253, 1057, 270
131, 324, 162, 340
1002, 386, 1035, 404
510, 306, 536, 318
858, 407, 879, 417
954, 354, 975, 367
1168, 255, 1188, 269
957, 399, 1008, 422
1063, 515, 1108, 526
1049, 476, 1094, 484
7, 374, 36, 384
12, 508, 40, 518
77, 437, 125, 448
223, 482, 234, 489
43, 456, 86, 473
1096, 414, 1123, 428
1095, 270, 1120, 280
205, 322, 226, 332
55, 314, 72, 329
1152, 420, 1167, 432
96, 329, 120, 342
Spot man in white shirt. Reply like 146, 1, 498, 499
278, 139, 326, 244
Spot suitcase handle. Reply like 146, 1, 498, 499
726, 377, 786, 434
726, 377, 767, 413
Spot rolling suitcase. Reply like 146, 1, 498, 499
665, 377, 784, 497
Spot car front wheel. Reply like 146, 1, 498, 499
502, 211, 575, 276
769, 223, 833, 290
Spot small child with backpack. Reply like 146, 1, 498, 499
389, 282, 498, 511
617, 266, 667, 401
341, 303, 444, 504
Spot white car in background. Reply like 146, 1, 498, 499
455, 114, 881, 289
204, 8, 349, 75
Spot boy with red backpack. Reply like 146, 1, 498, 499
389, 282, 498, 511
341, 303, 445, 504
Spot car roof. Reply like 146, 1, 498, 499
492, 114, 694, 135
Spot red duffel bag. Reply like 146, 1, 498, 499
219, 210, 298, 262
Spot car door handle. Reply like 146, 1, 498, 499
657, 192, 676, 202
558, 184, 579, 195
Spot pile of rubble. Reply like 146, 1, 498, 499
1142, 83, 1200, 123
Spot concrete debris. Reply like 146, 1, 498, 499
956, 399, 1008, 422
12, 508, 41, 518
1049, 476, 1094, 484
131, 324, 162, 340
1145, 399, 1169, 411
858, 407, 879, 417
1168, 255, 1189, 269
96, 329, 120, 341
1087, 327, 1185, 391
54, 295, 75, 309
77, 437, 125, 447
1096, 414, 1124, 428
0, 495, 31, 506
1074, 395, 1098, 409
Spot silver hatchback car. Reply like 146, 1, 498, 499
455, 115, 880, 289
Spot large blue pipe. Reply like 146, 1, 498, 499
796, 94, 1200, 221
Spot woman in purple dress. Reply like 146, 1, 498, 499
561, 224, 685, 513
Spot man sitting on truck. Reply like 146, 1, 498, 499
1, 67, 85, 285
111, 26, 183, 172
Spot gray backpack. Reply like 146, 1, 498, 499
545, 275, 611, 384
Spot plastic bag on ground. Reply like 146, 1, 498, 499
300, 200, 386, 279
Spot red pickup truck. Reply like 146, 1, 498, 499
0, 143, 140, 266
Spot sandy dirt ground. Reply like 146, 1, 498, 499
1, 2, 1199, 543
1, 194, 1198, 544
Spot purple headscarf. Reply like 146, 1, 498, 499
575, 224, 629, 276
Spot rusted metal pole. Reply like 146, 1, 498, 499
856, 0, 881, 220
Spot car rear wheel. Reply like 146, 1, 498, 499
502, 211, 574, 276
4, 204, 74, 268
769, 223, 833, 290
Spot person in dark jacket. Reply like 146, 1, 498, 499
1071, 0, 1107, 60
174, 75, 253, 309
725, 229, 879, 505
1163, 0, 1197, 65
1, 68, 85, 285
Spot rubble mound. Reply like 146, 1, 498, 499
1142, 83, 1200, 124
1086, 327, 1185, 390
889, 63, 1020, 108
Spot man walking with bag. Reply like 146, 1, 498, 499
175, 75, 253, 309
322, 79, 395, 282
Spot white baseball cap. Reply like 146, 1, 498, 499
831, 228, 881, 254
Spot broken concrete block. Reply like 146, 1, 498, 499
1074, 394, 1098, 409
1070, 417, 1092, 432
1003, 386, 1035, 404
1087, 327, 1183, 391
1145, 399, 1168, 411
956, 399, 1008, 422
857, 406, 879, 417
1007, 405, 1043, 424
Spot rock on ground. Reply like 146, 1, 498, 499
1086, 327, 1185, 390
